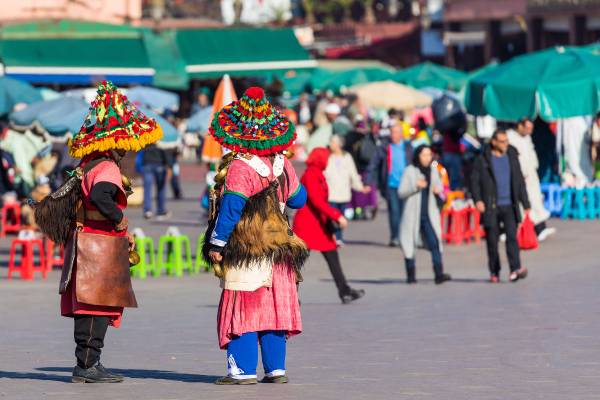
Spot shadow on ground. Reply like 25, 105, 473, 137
3, 367, 221, 383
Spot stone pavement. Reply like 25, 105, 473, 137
1, 174, 600, 400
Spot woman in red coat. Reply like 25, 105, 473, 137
293, 147, 365, 304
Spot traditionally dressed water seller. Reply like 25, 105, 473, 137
203, 87, 308, 385
35, 81, 162, 383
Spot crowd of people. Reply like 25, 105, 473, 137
4, 77, 600, 387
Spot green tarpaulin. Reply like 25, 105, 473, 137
464, 46, 600, 121
176, 28, 316, 78
393, 62, 467, 91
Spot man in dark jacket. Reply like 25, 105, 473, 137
367, 124, 412, 246
471, 129, 531, 283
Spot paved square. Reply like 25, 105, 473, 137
1, 181, 599, 400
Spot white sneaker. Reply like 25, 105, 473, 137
500, 233, 506, 242
537, 227, 556, 242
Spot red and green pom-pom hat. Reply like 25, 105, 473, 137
68, 81, 163, 158
209, 86, 295, 156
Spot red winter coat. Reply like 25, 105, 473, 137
293, 148, 342, 252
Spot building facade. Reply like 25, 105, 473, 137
443, 0, 600, 69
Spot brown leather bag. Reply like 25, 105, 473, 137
74, 232, 137, 307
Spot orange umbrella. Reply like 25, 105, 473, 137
201, 74, 237, 163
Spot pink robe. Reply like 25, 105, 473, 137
216, 156, 302, 349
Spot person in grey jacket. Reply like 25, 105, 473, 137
399, 145, 451, 285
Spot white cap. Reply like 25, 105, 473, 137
325, 102, 341, 115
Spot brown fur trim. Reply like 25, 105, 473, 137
33, 176, 82, 244
203, 181, 308, 270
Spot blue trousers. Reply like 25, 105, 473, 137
142, 164, 166, 214
226, 331, 286, 379
405, 215, 444, 277
386, 187, 404, 241
329, 202, 348, 240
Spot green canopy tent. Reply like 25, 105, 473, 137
464, 46, 600, 121
274, 66, 395, 96
393, 62, 467, 92
177, 28, 317, 79
0, 20, 189, 89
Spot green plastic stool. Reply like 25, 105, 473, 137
130, 236, 157, 279
194, 233, 212, 273
157, 234, 192, 277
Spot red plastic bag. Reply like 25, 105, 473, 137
517, 213, 538, 250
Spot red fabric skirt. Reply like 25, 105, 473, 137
217, 264, 302, 349
60, 221, 125, 328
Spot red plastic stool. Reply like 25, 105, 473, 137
463, 207, 484, 243
45, 239, 64, 271
1, 202, 21, 237
441, 208, 467, 244
8, 238, 47, 280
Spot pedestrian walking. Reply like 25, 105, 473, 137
399, 145, 451, 285
293, 147, 365, 304
34, 81, 161, 383
204, 87, 308, 385
507, 118, 555, 241
324, 135, 370, 245
471, 129, 531, 283
140, 143, 170, 219
367, 124, 412, 246
165, 147, 183, 200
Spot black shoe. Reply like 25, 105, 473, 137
435, 273, 452, 285
341, 288, 365, 304
388, 239, 400, 247
95, 363, 123, 379
72, 364, 124, 383
406, 276, 417, 284
261, 375, 288, 384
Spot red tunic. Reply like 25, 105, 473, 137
216, 156, 302, 349
60, 158, 127, 328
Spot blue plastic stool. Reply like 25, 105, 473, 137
561, 188, 587, 220
586, 187, 600, 219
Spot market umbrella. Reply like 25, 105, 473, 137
125, 86, 180, 113
464, 46, 600, 121
201, 74, 237, 163
0, 76, 43, 116
350, 81, 432, 111
9, 97, 89, 139
393, 62, 468, 92
38, 87, 62, 101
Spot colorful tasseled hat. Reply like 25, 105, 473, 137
209, 86, 295, 156
68, 81, 163, 158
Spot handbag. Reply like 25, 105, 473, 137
517, 213, 538, 250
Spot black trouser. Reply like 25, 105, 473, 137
321, 250, 351, 296
74, 315, 110, 369
405, 215, 444, 278
484, 205, 521, 275
534, 221, 546, 236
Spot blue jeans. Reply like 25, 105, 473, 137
226, 331, 287, 379
142, 164, 167, 214
442, 152, 463, 190
405, 215, 443, 277
329, 202, 347, 240
386, 187, 403, 241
